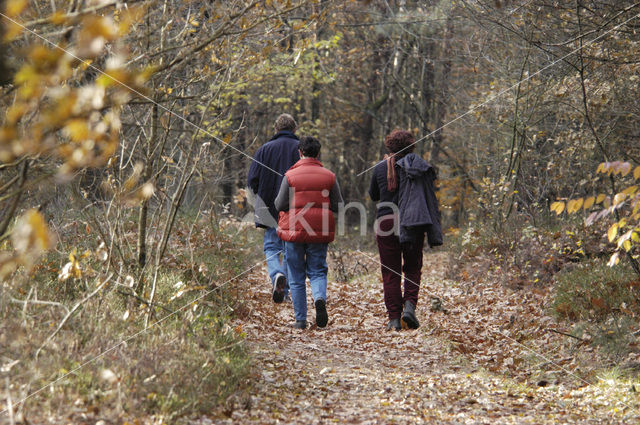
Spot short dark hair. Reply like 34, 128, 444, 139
274, 114, 297, 132
299, 136, 321, 158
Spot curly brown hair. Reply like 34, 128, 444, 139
384, 129, 415, 156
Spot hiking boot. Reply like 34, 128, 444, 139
402, 300, 420, 329
272, 273, 286, 303
315, 299, 328, 328
290, 320, 307, 329
386, 318, 401, 331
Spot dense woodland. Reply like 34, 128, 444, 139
2, 0, 640, 422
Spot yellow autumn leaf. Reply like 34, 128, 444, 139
6, 0, 27, 17
608, 223, 619, 243
96, 69, 128, 87
550, 201, 565, 215
634, 166, 640, 180
3, 20, 24, 42
596, 163, 606, 174
583, 196, 595, 210
11, 209, 54, 255
608, 252, 620, 267
618, 230, 632, 248
6, 103, 27, 125
623, 240, 632, 252
50, 10, 67, 25
84, 16, 117, 40
117, 5, 146, 35
13, 65, 36, 86
28, 209, 52, 251
596, 193, 606, 204
571, 198, 584, 213
565, 200, 575, 214
622, 185, 638, 196
64, 119, 90, 142
613, 193, 626, 206
632, 232, 640, 243
123, 163, 143, 191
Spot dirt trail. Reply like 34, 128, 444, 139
206, 251, 637, 424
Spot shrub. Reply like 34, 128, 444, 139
551, 258, 639, 322
0, 216, 256, 422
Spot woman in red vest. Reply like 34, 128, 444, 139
274, 136, 343, 329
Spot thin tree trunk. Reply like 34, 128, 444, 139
430, 16, 454, 165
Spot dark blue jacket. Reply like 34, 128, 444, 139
397, 153, 443, 246
247, 131, 300, 228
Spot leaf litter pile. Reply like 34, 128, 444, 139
201, 250, 640, 424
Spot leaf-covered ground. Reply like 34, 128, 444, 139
201, 250, 640, 424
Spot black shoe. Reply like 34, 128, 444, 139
315, 299, 328, 328
272, 273, 286, 303
386, 318, 401, 331
402, 300, 420, 329
291, 320, 307, 329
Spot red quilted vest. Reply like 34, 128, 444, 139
277, 158, 336, 243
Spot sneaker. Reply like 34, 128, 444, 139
272, 273, 286, 303
290, 320, 307, 329
386, 318, 401, 331
315, 299, 328, 328
401, 300, 420, 329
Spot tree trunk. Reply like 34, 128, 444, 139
430, 16, 454, 165
136, 103, 158, 270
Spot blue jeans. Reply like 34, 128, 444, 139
264, 228, 288, 294
284, 241, 328, 322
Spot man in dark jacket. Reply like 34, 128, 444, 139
247, 114, 300, 303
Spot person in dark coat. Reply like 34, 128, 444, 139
369, 129, 442, 331
247, 114, 300, 303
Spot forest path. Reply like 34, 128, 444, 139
207, 250, 634, 424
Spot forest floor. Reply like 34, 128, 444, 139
201, 249, 640, 424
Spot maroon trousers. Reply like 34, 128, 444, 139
375, 215, 424, 320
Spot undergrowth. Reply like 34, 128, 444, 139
448, 217, 640, 361
0, 213, 261, 423
552, 259, 640, 359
